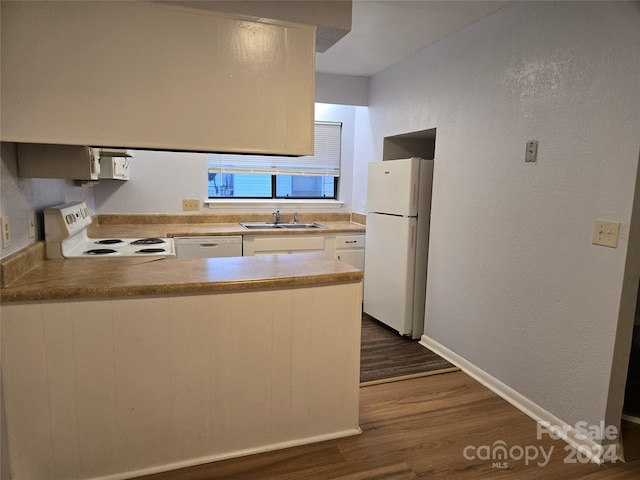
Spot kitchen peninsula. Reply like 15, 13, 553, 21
1, 242, 363, 480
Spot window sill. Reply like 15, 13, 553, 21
205, 199, 345, 210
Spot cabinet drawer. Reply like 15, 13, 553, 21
335, 235, 365, 249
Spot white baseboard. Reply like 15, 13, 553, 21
91, 428, 363, 480
419, 335, 619, 464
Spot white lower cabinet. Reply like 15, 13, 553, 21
333, 234, 365, 299
242, 233, 366, 299
242, 233, 366, 264
335, 249, 365, 269
334, 234, 365, 271
1, 283, 362, 480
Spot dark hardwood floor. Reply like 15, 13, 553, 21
622, 420, 640, 462
360, 313, 457, 385
136, 372, 640, 479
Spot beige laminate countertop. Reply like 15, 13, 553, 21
1, 252, 362, 303
87, 220, 365, 239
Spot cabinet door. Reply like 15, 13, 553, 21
334, 234, 365, 270
335, 235, 365, 300
335, 250, 365, 271
1, 2, 315, 155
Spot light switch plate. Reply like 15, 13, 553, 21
592, 220, 620, 248
1, 216, 10, 248
525, 140, 538, 162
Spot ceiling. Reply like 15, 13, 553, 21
316, 0, 510, 77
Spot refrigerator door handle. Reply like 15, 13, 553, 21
412, 183, 417, 210
411, 224, 415, 249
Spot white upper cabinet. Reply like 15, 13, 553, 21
0, 1, 315, 156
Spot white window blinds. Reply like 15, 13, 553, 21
207, 121, 341, 177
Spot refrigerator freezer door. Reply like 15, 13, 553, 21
367, 158, 421, 216
363, 213, 417, 335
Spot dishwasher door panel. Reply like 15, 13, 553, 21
174, 236, 243, 258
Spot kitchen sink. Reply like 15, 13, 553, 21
240, 223, 280, 230
279, 223, 326, 229
240, 222, 327, 230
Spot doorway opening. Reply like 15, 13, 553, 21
359, 313, 458, 386
383, 128, 436, 160
621, 282, 640, 460
617, 149, 640, 462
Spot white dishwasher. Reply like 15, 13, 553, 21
174, 236, 243, 258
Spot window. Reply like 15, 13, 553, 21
208, 122, 341, 199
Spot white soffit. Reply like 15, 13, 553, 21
317, 0, 511, 77
157, 0, 352, 53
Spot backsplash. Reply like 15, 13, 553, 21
351, 212, 366, 225
96, 211, 352, 225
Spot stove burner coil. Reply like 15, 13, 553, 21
130, 238, 165, 245
84, 248, 118, 255
94, 239, 124, 245
135, 248, 166, 254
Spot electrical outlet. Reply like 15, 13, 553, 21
592, 219, 620, 248
27, 211, 36, 238
1, 216, 10, 248
182, 199, 200, 211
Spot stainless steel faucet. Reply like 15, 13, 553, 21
272, 210, 280, 224
293, 211, 298, 223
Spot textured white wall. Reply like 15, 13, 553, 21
316, 72, 369, 106
352, 106, 376, 214
367, 1, 640, 435
93, 150, 208, 214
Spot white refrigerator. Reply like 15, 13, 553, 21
363, 157, 433, 339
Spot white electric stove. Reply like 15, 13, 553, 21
44, 201, 176, 259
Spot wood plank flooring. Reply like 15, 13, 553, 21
136, 372, 640, 480
360, 314, 457, 385
622, 420, 640, 462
